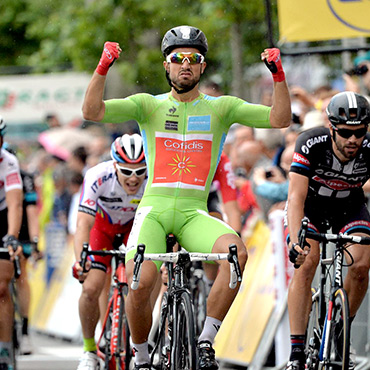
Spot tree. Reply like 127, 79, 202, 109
0, 0, 275, 96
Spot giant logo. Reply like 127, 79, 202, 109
327, 0, 370, 33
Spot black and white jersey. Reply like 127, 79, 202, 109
290, 126, 370, 207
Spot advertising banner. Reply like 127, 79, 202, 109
278, 0, 370, 43
0, 72, 90, 125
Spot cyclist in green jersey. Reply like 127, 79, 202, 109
83, 25, 291, 370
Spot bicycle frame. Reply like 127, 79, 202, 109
300, 217, 370, 370
131, 235, 242, 370
80, 244, 131, 370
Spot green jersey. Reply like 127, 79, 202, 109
103, 92, 271, 203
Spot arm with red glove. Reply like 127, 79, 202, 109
82, 42, 122, 122
261, 48, 291, 129
72, 211, 95, 283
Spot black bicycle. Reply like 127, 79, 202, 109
80, 242, 132, 370
131, 234, 242, 370
298, 217, 370, 370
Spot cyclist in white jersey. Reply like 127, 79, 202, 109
82, 25, 291, 370
73, 134, 147, 370
0, 117, 23, 370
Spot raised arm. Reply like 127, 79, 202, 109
261, 48, 291, 129
82, 42, 122, 122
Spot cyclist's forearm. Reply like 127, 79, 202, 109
82, 72, 107, 122
269, 80, 291, 128
6, 189, 23, 237
74, 212, 95, 259
223, 201, 242, 234
26, 204, 39, 241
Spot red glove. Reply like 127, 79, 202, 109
95, 42, 120, 76
72, 261, 81, 280
263, 48, 285, 82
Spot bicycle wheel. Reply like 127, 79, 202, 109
173, 292, 196, 370
115, 288, 132, 370
191, 275, 207, 337
151, 292, 170, 370
325, 288, 350, 370
305, 288, 321, 370
109, 289, 131, 370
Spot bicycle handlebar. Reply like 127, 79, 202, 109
79, 243, 126, 273
131, 243, 242, 290
305, 231, 370, 245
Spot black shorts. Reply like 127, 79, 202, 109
0, 208, 10, 261
207, 190, 222, 215
284, 200, 370, 243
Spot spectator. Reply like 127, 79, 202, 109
253, 143, 295, 213
68, 146, 88, 176
45, 113, 62, 129
343, 50, 370, 96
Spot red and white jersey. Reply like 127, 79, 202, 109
0, 148, 22, 212
211, 152, 237, 203
78, 160, 147, 225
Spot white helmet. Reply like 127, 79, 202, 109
110, 134, 145, 164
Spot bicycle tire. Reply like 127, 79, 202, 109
113, 289, 131, 370
191, 275, 207, 338
172, 292, 196, 370
305, 288, 321, 370
151, 292, 170, 370
324, 288, 350, 370
104, 302, 113, 369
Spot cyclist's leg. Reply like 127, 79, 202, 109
0, 259, 14, 365
339, 206, 370, 317
15, 252, 34, 355
125, 206, 166, 365
79, 223, 113, 352
284, 210, 321, 368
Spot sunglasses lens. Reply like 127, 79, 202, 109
120, 169, 134, 176
168, 53, 203, 64
135, 168, 147, 176
337, 127, 367, 139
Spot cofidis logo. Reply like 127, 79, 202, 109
327, 0, 370, 33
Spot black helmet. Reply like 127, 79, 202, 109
0, 116, 6, 136
161, 26, 208, 57
326, 91, 370, 126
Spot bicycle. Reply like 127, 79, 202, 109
188, 261, 207, 338
297, 217, 370, 370
131, 234, 242, 370
80, 242, 132, 370
0, 243, 21, 370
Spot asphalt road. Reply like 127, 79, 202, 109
17, 331, 243, 370
18, 331, 81, 370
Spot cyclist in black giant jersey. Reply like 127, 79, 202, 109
285, 91, 370, 370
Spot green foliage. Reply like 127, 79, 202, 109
0, 0, 272, 92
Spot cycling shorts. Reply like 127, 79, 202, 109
126, 197, 237, 270
89, 215, 133, 273
284, 200, 370, 244
0, 209, 9, 261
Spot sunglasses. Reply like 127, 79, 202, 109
333, 126, 368, 139
117, 165, 147, 177
166, 52, 205, 65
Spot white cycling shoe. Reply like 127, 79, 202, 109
77, 351, 101, 370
